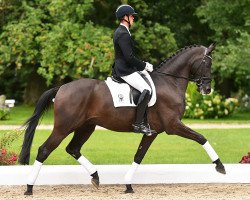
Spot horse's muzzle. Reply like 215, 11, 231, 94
198, 84, 211, 95
205, 87, 211, 94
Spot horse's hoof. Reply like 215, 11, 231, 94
24, 191, 33, 195
125, 189, 134, 193
91, 171, 100, 189
124, 184, 134, 193
24, 184, 33, 195
91, 178, 99, 189
215, 164, 226, 174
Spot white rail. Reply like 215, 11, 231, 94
0, 164, 249, 185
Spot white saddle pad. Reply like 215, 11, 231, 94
105, 71, 157, 108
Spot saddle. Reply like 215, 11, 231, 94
105, 71, 157, 108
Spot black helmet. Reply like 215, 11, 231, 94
115, 5, 137, 20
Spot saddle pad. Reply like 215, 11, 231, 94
105, 71, 156, 108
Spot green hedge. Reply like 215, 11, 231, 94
184, 83, 238, 119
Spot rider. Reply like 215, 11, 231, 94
112, 5, 156, 136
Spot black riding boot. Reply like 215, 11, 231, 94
133, 89, 156, 136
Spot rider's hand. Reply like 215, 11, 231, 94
145, 62, 154, 72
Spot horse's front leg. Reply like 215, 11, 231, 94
169, 120, 226, 174
124, 134, 158, 193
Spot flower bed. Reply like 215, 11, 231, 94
0, 148, 17, 165
239, 152, 250, 164
0, 130, 21, 165
184, 84, 238, 119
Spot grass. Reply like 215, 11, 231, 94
1, 129, 249, 165
1, 105, 249, 165
1, 105, 250, 125
0, 105, 54, 125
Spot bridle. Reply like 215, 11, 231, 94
155, 48, 212, 86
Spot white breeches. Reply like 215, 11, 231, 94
121, 71, 151, 94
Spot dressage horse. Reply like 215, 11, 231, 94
19, 44, 226, 195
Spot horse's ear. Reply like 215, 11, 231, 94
207, 43, 216, 54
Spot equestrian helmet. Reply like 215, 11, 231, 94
115, 5, 137, 20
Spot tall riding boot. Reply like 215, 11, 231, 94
133, 89, 156, 136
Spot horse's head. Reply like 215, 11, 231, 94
154, 44, 216, 95
191, 43, 215, 95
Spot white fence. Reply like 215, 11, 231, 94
0, 164, 249, 185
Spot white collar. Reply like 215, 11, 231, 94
120, 23, 131, 36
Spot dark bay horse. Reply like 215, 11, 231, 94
19, 44, 225, 195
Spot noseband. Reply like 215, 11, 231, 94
192, 53, 212, 86
155, 48, 212, 86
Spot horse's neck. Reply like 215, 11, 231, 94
154, 47, 206, 97
163, 55, 192, 77
153, 50, 199, 98
152, 71, 189, 100
161, 47, 205, 76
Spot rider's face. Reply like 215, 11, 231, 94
129, 15, 134, 26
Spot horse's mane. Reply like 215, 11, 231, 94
155, 44, 203, 70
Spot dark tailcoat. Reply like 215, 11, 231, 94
112, 25, 146, 78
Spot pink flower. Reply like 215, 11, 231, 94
0, 149, 18, 165
1, 149, 7, 155
10, 155, 17, 161
239, 153, 250, 164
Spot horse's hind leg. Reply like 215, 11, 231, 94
125, 134, 158, 193
170, 120, 226, 174
66, 124, 99, 188
24, 128, 70, 195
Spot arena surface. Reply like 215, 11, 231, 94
1, 184, 250, 200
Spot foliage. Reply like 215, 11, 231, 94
196, 0, 250, 94
0, 0, 114, 86
0, 95, 10, 120
212, 32, 250, 93
240, 94, 250, 112
0, 0, 249, 103
0, 106, 10, 120
184, 83, 239, 119
0, 130, 22, 165
133, 21, 177, 64
129, 0, 178, 63
138, 0, 214, 47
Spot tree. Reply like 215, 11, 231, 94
196, 0, 250, 96
0, 0, 114, 103
0, 0, 178, 104
130, 0, 214, 47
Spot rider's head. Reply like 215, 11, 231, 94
115, 5, 137, 27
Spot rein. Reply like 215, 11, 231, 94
154, 71, 196, 82
154, 52, 212, 84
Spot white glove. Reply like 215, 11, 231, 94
145, 62, 154, 72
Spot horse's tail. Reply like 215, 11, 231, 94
19, 86, 60, 165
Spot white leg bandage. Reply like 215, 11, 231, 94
27, 160, 43, 185
202, 141, 219, 162
124, 162, 139, 184
78, 155, 97, 175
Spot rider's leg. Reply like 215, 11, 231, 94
121, 72, 151, 93
133, 89, 150, 124
121, 72, 156, 136
132, 89, 156, 135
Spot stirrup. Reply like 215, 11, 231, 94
132, 123, 157, 136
